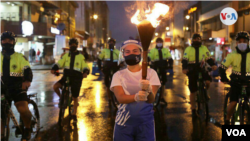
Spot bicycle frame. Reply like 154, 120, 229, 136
62, 76, 72, 108
1, 95, 23, 137
232, 86, 249, 125
197, 72, 207, 102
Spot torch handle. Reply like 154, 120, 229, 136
142, 51, 148, 80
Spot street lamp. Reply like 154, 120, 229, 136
155, 33, 158, 36
186, 27, 189, 31
186, 15, 190, 20
93, 14, 98, 20
166, 27, 169, 31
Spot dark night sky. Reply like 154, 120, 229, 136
107, 1, 138, 47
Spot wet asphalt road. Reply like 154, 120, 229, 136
8, 61, 228, 141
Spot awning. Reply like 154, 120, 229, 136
75, 30, 90, 40
46, 42, 55, 45
25, 1, 41, 7
39, 1, 60, 9
197, 14, 219, 23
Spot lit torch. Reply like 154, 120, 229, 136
131, 3, 169, 80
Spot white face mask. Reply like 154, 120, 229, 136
237, 43, 248, 51
156, 43, 163, 47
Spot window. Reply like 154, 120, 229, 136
239, 1, 250, 9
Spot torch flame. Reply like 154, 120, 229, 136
131, 3, 169, 27
131, 10, 141, 25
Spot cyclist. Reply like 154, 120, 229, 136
110, 39, 161, 141
97, 38, 120, 103
182, 33, 217, 118
219, 31, 250, 125
1, 31, 33, 140
148, 37, 173, 104
51, 38, 90, 123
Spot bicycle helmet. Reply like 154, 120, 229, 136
156, 37, 163, 43
1, 31, 16, 41
69, 38, 78, 45
192, 33, 202, 40
236, 31, 250, 41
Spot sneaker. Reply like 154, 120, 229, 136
192, 109, 199, 119
21, 128, 31, 141
224, 120, 230, 125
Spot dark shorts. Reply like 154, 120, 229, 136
229, 84, 250, 102
187, 71, 212, 93
57, 77, 83, 98
9, 89, 28, 104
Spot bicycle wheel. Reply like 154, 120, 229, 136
154, 69, 164, 107
58, 89, 68, 127
239, 104, 244, 125
197, 83, 209, 122
231, 114, 236, 125
2, 113, 10, 141
246, 102, 250, 125
68, 97, 73, 125
18, 116, 24, 137
223, 93, 230, 123
110, 91, 119, 109
153, 87, 162, 107
28, 100, 40, 134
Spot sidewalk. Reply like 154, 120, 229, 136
30, 63, 52, 70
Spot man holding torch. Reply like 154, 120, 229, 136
110, 39, 160, 141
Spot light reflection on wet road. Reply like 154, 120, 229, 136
8, 61, 227, 141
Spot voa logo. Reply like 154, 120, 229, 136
220, 7, 238, 25
226, 129, 246, 136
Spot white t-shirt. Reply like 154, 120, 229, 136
110, 68, 161, 126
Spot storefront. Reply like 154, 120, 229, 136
1, 19, 58, 64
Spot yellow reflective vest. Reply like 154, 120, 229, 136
148, 48, 172, 62
98, 49, 120, 62
56, 52, 89, 72
1, 52, 30, 77
182, 45, 215, 70
221, 50, 250, 76
183, 45, 212, 63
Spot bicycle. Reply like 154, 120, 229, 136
153, 67, 165, 107
196, 68, 209, 122
188, 56, 210, 121
1, 84, 40, 141
108, 69, 119, 109
224, 82, 250, 125
55, 72, 74, 128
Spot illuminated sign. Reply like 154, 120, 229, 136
217, 38, 225, 45
51, 27, 60, 34
188, 7, 197, 14
22, 21, 33, 36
